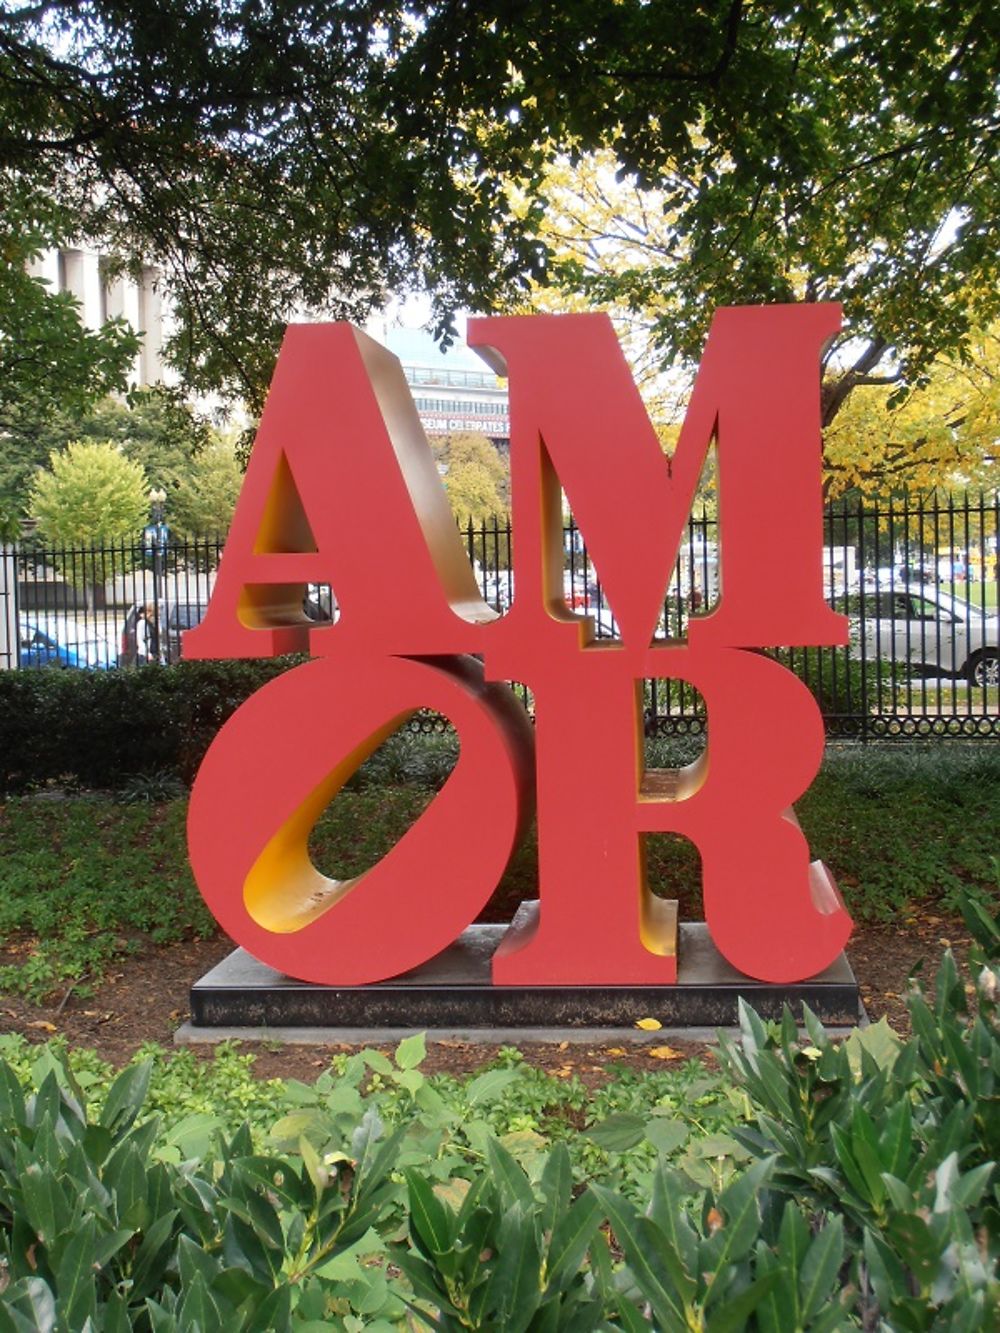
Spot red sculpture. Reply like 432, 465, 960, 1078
186, 307, 853, 986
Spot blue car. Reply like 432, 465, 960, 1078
18, 619, 112, 670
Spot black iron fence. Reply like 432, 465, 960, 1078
1, 490, 997, 739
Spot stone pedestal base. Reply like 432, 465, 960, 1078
186, 908, 860, 1033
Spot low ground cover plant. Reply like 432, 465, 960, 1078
0, 742, 996, 1001
0, 905, 997, 1328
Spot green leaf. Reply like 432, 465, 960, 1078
590, 1185, 688, 1325
177, 1270, 222, 1331
405, 1168, 454, 1266
99, 1061, 152, 1134
393, 1068, 424, 1095
614, 1294, 651, 1333
393, 1249, 461, 1319
844, 1017, 902, 1077
359, 1049, 393, 1076
6, 1277, 57, 1332
155, 1113, 222, 1162
649, 1165, 698, 1277
754, 1243, 795, 1333
690, 1133, 750, 1162
221, 1190, 284, 1251
395, 1033, 426, 1071
886, 1213, 939, 1286
644, 1117, 689, 1156
958, 895, 1000, 951
18, 1165, 63, 1246
268, 1109, 325, 1148
486, 1136, 536, 1211
881, 1174, 915, 1213
465, 1068, 521, 1108
830, 1123, 873, 1204
949, 1161, 995, 1209
863, 1230, 908, 1312
234, 1157, 308, 1212
92, 1228, 136, 1271
176, 1232, 219, 1288
848, 1108, 887, 1208
539, 1143, 572, 1240
583, 1112, 647, 1153
705, 1157, 776, 1273
0, 1061, 27, 1126
879, 1099, 913, 1180
778, 1200, 810, 1290
101, 1291, 133, 1333
482, 1202, 542, 1333
351, 1106, 385, 1173
298, 1135, 326, 1194
129, 1210, 180, 1301
706, 1272, 782, 1333
738, 997, 770, 1058
799, 1216, 844, 1321
544, 1190, 603, 1294
244, 1283, 293, 1332
56, 1216, 98, 1330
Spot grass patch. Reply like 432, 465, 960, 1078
798, 743, 1000, 920
940, 579, 997, 607
0, 797, 214, 999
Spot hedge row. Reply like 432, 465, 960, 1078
0, 648, 875, 794
0, 660, 299, 792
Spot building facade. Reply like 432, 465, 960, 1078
28, 246, 166, 388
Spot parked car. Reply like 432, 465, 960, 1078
854, 585, 999, 687
18, 617, 113, 670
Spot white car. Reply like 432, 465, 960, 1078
857, 585, 998, 687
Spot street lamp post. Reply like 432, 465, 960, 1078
146, 488, 168, 662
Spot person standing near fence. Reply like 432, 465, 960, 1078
134, 604, 160, 664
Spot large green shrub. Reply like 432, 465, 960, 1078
0, 659, 299, 792
2, 914, 1000, 1328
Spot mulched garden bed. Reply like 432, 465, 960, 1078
0, 911, 970, 1085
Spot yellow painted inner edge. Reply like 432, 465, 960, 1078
244, 712, 413, 933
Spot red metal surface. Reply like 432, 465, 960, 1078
186, 307, 852, 986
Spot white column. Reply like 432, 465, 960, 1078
60, 248, 104, 329
0, 547, 18, 670
138, 265, 164, 385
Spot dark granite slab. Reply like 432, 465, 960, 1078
190, 911, 860, 1029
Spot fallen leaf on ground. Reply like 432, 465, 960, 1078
27, 1020, 56, 1033
649, 1045, 684, 1060
636, 1017, 662, 1031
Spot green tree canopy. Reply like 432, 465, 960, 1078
3, 1, 998, 430
29, 441, 149, 547
0, 0, 548, 417
433, 433, 509, 521
170, 439, 244, 540
0, 389, 212, 523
